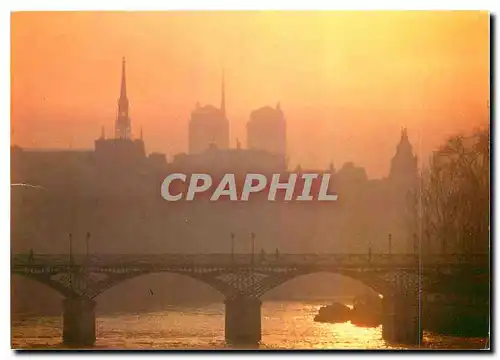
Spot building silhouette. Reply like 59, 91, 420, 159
10, 58, 420, 255
389, 127, 418, 189
247, 103, 286, 155
172, 145, 287, 175
188, 71, 229, 154
387, 127, 419, 252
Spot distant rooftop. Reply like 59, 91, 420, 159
18, 147, 93, 153
192, 104, 223, 116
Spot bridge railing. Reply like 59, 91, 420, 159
11, 253, 488, 268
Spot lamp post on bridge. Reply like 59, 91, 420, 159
69, 233, 73, 265
368, 240, 372, 262
86, 231, 91, 265
388, 233, 392, 255
250, 232, 256, 290
413, 233, 418, 255
250, 232, 255, 266
230, 232, 235, 264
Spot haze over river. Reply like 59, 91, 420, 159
12, 300, 488, 350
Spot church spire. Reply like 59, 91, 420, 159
120, 56, 127, 99
115, 57, 131, 139
221, 68, 226, 117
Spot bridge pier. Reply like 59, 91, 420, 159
224, 297, 261, 345
382, 293, 422, 345
62, 297, 96, 347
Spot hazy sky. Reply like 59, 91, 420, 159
11, 11, 489, 178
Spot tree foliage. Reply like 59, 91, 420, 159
418, 126, 490, 254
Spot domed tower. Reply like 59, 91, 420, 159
388, 127, 418, 253
389, 127, 417, 189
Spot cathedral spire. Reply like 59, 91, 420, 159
221, 68, 226, 117
115, 57, 131, 139
120, 57, 127, 99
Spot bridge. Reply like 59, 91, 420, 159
12, 253, 488, 347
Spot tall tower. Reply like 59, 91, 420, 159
115, 57, 131, 139
388, 127, 418, 253
247, 103, 286, 155
389, 127, 417, 187
188, 70, 229, 154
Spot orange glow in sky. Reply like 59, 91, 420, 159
11, 11, 489, 178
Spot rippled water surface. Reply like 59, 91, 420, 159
12, 301, 488, 350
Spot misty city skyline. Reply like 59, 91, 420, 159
11, 11, 489, 178
10, 10, 490, 351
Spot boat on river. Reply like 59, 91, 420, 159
313, 302, 351, 323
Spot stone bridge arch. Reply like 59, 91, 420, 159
257, 269, 393, 299
12, 266, 293, 301
89, 269, 236, 300
12, 270, 75, 299
243, 267, 414, 300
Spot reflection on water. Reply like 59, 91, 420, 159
12, 301, 488, 350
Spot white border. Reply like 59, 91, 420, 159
2, 1, 498, 11
2, 2, 498, 360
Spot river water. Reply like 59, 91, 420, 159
11, 301, 488, 350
